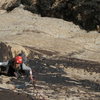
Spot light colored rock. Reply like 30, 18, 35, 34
0, 76, 15, 90
0, 10, 6, 14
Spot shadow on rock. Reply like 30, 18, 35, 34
28, 56, 100, 92
0, 88, 33, 100
29, 57, 100, 74
79, 79, 100, 92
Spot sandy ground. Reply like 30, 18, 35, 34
0, 6, 100, 100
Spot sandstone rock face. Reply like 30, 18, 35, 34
0, 0, 20, 10
0, 7, 100, 62
23, 0, 100, 31
0, 0, 100, 31
0, 42, 29, 61
0, 42, 12, 61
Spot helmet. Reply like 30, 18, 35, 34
15, 56, 23, 64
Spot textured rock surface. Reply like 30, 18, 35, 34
23, 0, 100, 31
0, 0, 20, 10
0, 0, 100, 31
0, 89, 33, 100
0, 5, 100, 100
0, 42, 30, 61
0, 7, 100, 62
0, 42, 12, 61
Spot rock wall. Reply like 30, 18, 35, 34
0, 42, 29, 61
0, 0, 100, 31
0, 42, 12, 61
23, 0, 100, 31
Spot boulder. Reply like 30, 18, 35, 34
0, 42, 12, 61
0, 42, 29, 61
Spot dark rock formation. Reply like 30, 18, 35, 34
0, 42, 12, 61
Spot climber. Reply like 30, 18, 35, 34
0, 56, 34, 83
